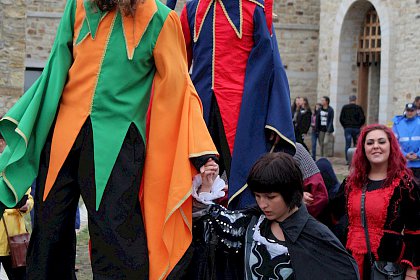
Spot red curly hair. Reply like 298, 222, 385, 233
347, 124, 412, 190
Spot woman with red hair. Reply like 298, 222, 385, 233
331, 124, 420, 279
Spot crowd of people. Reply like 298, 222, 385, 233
0, 0, 419, 279
292, 94, 366, 163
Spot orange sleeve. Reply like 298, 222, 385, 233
143, 11, 217, 280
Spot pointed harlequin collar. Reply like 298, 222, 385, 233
194, 0, 267, 42
194, 0, 241, 41
78, 0, 157, 60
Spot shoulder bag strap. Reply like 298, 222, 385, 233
361, 186, 374, 265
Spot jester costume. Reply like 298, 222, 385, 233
0, 0, 217, 279
168, 0, 296, 209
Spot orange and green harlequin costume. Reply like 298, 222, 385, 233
0, 0, 216, 278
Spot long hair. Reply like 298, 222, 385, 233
347, 124, 411, 189
93, 0, 140, 16
291, 96, 301, 115
302, 97, 312, 114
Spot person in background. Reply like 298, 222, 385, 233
393, 102, 420, 180
294, 98, 312, 151
0, 190, 33, 280
291, 96, 302, 120
294, 143, 328, 219
414, 96, 420, 117
185, 152, 360, 280
331, 124, 420, 280
311, 102, 322, 160
0, 134, 33, 280
317, 96, 335, 157
316, 157, 346, 243
339, 95, 365, 165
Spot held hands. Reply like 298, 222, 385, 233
405, 268, 418, 280
199, 159, 219, 193
303, 192, 314, 205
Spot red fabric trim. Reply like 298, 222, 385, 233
401, 260, 420, 270
383, 229, 403, 235
213, 0, 256, 153
404, 230, 420, 235
346, 177, 401, 274
397, 242, 405, 263
180, 6, 193, 69
264, 0, 273, 35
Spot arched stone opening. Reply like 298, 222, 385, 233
329, 0, 391, 156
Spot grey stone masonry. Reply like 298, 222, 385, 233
0, 0, 27, 116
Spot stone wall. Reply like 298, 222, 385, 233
317, 0, 420, 155
318, 0, 420, 124
274, 0, 320, 107
392, 1, 420, 115
25, 0, 65, 67
0, 0, 27, 116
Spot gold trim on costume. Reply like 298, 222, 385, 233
228, 183, 248, 206
188, 150, 218, 158
1, 116, 19, 126
180, 207, 191, 232
89, 12, 117, 114
158, 264, 170, 280
15, 128, 28, 147
193, 0, 214, 43
218, 0, 243, 39
247, 0, 264, 9
1, 171, 19, 204
1, 117, 29, 147
265, 125, 296, 149
75, 32, 90, 46
157, 189, 193, 279
122, 10, 157, 60
164, 189, 192, 224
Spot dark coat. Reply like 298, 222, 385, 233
339, 103, 365, 129
316, 106, 335, 133
278, 205, 359, 280
176, 204, 360, 280
295, 109, 312, 135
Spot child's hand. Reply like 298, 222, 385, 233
199, 159, 219, 193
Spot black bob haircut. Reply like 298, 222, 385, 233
247, 153, 303, 209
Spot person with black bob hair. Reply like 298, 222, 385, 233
180, 152, 360, 280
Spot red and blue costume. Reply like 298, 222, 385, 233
168, 0, 296, 209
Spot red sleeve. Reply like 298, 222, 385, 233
180, 6, 192, 69
303, 173, 329, 218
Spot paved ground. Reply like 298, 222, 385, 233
0, 157, 349, 279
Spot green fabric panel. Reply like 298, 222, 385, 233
75, 18, 90, 45
83, 0, 104, 39
0, 0, 76, 207
90, 2, 170, 209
